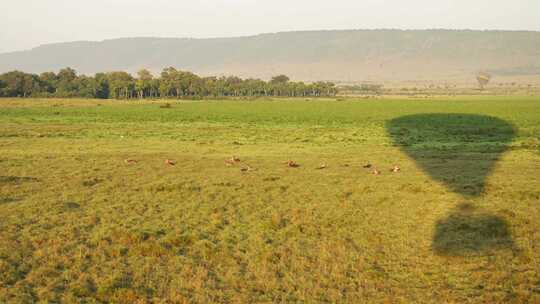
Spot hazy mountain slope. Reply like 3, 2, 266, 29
1, 30, 539, 81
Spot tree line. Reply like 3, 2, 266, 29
0, 67, 337, 99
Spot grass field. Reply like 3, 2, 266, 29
1, 96, 539, 303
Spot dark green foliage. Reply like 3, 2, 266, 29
38, 72, 57, 94
94, 73, 110, 99
270, 74, 290, 84
0, 78, 5, 96
0, 71, 41, 97
107, 71, 134, 99
0, 68, 337, 99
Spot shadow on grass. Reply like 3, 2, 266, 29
387, 114, 516, 256
0, 197, 22, 205
0, 176, 40, 185
387, 113, 516, 197
433, 203, 515, 256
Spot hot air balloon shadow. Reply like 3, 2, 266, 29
387, 113, 515, 198
432, 203, 515, 256
387, 113, 516, 256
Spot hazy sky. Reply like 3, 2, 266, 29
1, 0, 539, 53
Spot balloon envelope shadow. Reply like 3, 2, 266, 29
387, 113, 516, 198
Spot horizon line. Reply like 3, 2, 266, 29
2, 27, 540, 55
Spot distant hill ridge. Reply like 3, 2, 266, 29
1, 29, 540, 82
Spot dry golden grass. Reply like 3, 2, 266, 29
1, 97, 539, 303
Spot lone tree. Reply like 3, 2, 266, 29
476, 72, 491, 90
270, 75, 290, 84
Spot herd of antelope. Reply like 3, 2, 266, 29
124, 155, 400, 175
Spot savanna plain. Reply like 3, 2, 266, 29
1, 96, 539, 303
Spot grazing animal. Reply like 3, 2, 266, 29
363, 163, 372, 168
286, 160, 300, 168
316, 163, 327, 170
124, 159, 138, 164
390, 165, 401, 173
241, 165, 254, 172
165, 159, 176, 166
225, 156, 241, 166
372, 168, 381, 175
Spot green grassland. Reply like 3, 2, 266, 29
1, 96, 539, 303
